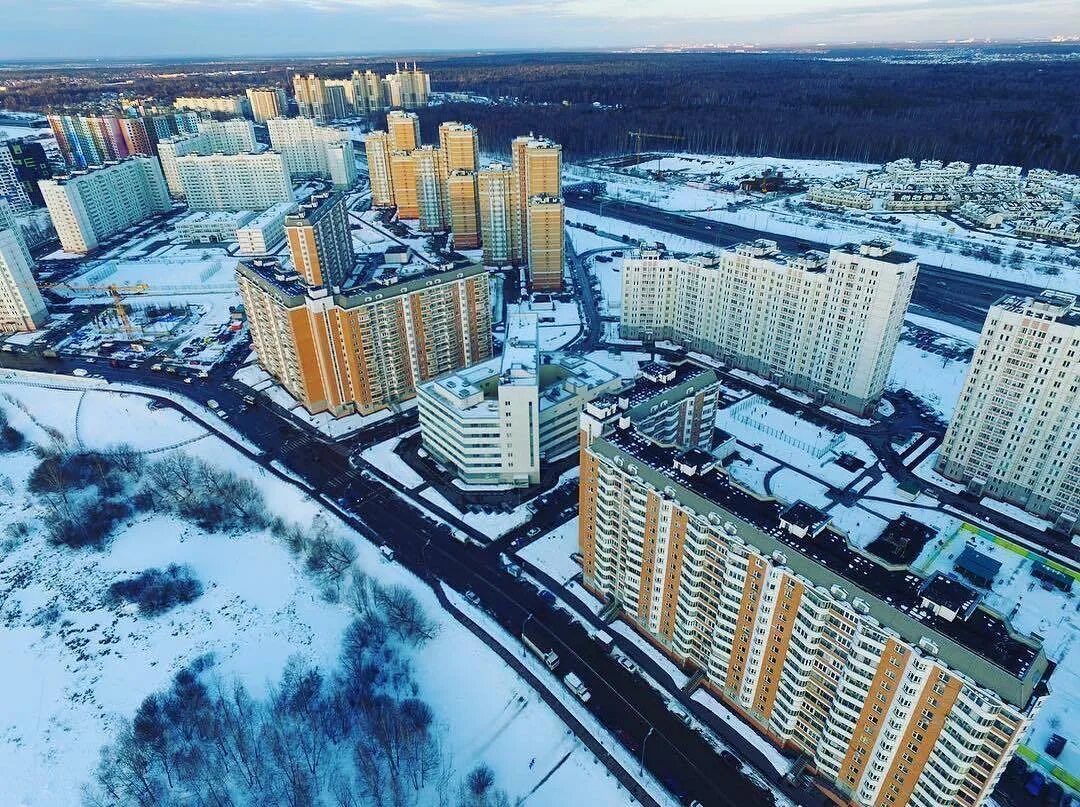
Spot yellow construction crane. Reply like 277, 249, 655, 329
21, 280, 151, 337
627, 131, 685, 173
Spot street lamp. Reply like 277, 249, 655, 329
521, 613, 533, 658
640, 726, 655, 776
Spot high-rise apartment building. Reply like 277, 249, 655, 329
382, 63, 430, 109
351, 70, 386, 114
364, 132, 394, 207
293, 74, 329, 122
526, 195, 565, 291
324, 84, 349, 122
0, 147, 33, 214
236, 258, 491, 416
477, 163, 514, 265
174, 95, 249, 117
387, 110, 421, 152
0, 201, 47, 333
246, 88, 289, 123
447, 171, 480, 249
175, 151, 292, 212
267, 117, 355, 186
39, 157, 171, 253
413, 146, 446, 232
284, 192, 354, 288
417, 309, 621, 486
620, 239, 917, 416
174, 112, 200, 135
5, 140, 52, 207
157, 118, 259, 197
47, 114, 103, 168
438, 121, 479, 176
117, 118, 153, 157
389, 151, 419, 219
937, 291, 1080, 534
578, 367, 1049, 807
511, 135, 562, 262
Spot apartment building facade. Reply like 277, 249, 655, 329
447, 171, 480, 249
236, 258, 492, 416
284, 192, 354, 288
246, 88, 288, 123
365, 132, 395, 208
0, 204, 47, 333
39, 157, 171, 253
157, 118, 258, 197
936, 291, 1080, 534
174, 95, 249, 117
414, 146, 447, 232
0, 146, 32, 214
620, 239, 918, 416
175, 151, 292, 212
235, 200, 296, 256
511, 135, 562, 263
387, 111, 421, 152
526, 195, 565, 291
389, 151, 419, 219
578, 380, 1049, 807
478, 163, 514, 265
292, 74, 329, 122
267, 117, 356, 186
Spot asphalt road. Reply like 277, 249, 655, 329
566, 195, 1051, 333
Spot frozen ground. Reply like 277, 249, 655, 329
0, 381, 636, 807
360, 428, 426, 489
419, 487, 532, 539
888, 341, 971, 419
519, 518, 581, 585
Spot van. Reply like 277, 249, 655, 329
563, 672, 591, 703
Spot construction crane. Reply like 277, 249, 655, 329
627, 131, 686, 174
20, 280, 151, 337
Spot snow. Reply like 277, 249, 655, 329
360, 429, 426, 490
519, 518, 581, 585
690, 690, 794, 777
905, 313, 981, 344
418, 487, 532, 538
980, 497, 1055, 531
0, 380, 637, 807
586, 348, 651, 380
888, 341, 971, 419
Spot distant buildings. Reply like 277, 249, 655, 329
291, 64, 430, 123
0, 200, 47, 333
292, 74, 330, 123
174, 95, 250, 118
236, 259, 491, 416
245, 88, 289, 124
417, 308, 621, 486
937, 291, 1080, 535
175, 151, 292, 212
39, 157, 171, 253
0, 146, 33, 214
266, 117, 356, 188
620, 239, 918, 416
47, 112, 186, 168
157, 118, 259, 197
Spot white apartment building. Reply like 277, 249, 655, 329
417, 309, 621, 485
236, 200, 297, 256
246, 88, 288, 123
0, 206, 47, 333
174, 95, 249, 117
937, 291, 1080, 534
266, 117, 356, 186
39, 157, 171, 253
175, 151, 292, 212
477, 162, 514, 265
413, 145, 446, 232
0, 146, 32, 214
157, 118, 258, 197
620, 239, 918, 416
364, 132, 394, 207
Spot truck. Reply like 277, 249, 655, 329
563, 672, 591, 703
522, 633, 560, 670
593, 630, 614, 652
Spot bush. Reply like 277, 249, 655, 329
47, 498, 133, 549
0, 425, 25, 453
108, 564, 203, 615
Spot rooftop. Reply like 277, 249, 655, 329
594, 425, 1046, 704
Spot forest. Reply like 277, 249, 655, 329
2, 48, 1077, 171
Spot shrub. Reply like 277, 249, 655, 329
0, 425, 25, 453
108, 564, 203, 615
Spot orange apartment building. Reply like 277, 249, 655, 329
577, 365, 1050, 807
236, 258, 492, 416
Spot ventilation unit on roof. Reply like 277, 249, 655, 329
829, 584, 849, 601
852, 598, 870, 615
918, 637, 940, 656
723, 522, 738, 536
771, 551, 787, 567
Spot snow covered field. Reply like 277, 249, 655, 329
0, 381, 635, 806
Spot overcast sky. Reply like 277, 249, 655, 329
1, 0, 1076, 60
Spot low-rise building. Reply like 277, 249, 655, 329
417, 309, 622, 486
235, 200, 297, 256
174, 210, 256, 243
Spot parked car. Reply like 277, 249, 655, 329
71, 368, 88, 377
537, 589, 556, 606
379, 545, 395, 562
616, 655, 638, 675
563, 672, 591, 702
464, 590, 481, 607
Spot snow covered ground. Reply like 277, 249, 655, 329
888, 341, 971, 419
519, 518, 581, 585
419, 487, 532, 538
0, 381, 636, 806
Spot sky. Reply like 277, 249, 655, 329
0, 0, 1077, 60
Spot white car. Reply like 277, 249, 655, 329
71, 368, 88, 377
615, 655, 638, 675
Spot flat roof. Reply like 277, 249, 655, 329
592, 426, 1047, 706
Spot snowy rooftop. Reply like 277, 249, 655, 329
500, 310, 540, 386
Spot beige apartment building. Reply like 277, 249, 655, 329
389, 151, 419, 219
578, 370, 1049, 807
364, 132, 395, 208
292, 74, 329, 122
387, 110, 421, 152
447, 171, 480, 249
413, 145, 447, 232
246, 87, 288, 123
438, 121, 479, 175
175, 151, 292, 212
267, 117, 355, 186
478, 162, 515, 265
936, 291, 1080, 534
511, 135, 562, 264
174, 95, 248, 117
284, 192, 353, 288
236, 258, 491, 416
620, 239, 917, 416
157, 118, 258, 197
526, 195, 565, 291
